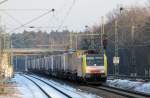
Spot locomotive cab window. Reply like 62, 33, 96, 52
86, 55, 103, 66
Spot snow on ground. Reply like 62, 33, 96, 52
49, 80, 101, 98
107, 79, 150, 94
14, 73, 150, 98
134, 83, 150, 94
33, 75, 102, 98
26, 76, 67, 98
13, 74, 102, 98
14, 74, 48, 98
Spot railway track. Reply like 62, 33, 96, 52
22, 75, 73, 98
92, 84, 150, 98
26, 73, 150, 98
22, 75, 51, 98
24, 74, 88, 98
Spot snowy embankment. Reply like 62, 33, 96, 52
14, 74, 48, 98
33, 75, 102, 98
13, 74, 102, 98
107, 79, 150, 94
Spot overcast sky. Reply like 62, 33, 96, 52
0, 0, 148, 33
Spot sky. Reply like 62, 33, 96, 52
0, 0, 148, 33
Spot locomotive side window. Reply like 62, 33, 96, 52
86, 55, 103, 66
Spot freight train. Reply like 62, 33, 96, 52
28, 49, 108, 84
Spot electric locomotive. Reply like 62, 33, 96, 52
64, 49, 107, 83
81, 50, 107, 83
50, 49, 107, 83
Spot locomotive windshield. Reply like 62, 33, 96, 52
86, 55, 103, 66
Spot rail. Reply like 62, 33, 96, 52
92, 84, 150, 98
25, 75, 72, 98
22, 75, 51, 98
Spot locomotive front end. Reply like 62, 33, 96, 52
82, 52, 107, 83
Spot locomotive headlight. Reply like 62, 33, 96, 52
100, 70, 105, 73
